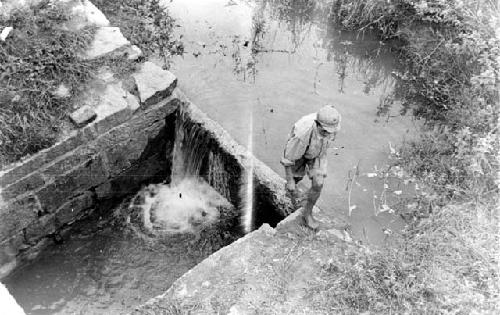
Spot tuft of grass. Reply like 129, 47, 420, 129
0, 0, 183, 167
312, 201, 499, 314
325, 1, 499, 313
331, 0, 499, 201
92, 0, 184, 69
0, 1, 97, 166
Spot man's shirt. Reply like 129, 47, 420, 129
281, 113, 333, 167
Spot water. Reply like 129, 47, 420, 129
165, 0, 418, 244
3, 108, 241, 314
2, 212, 219, 315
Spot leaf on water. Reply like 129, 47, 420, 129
388, 141, 396, 155
349, 205, 357, 211
407, 203, 417, 210
379, 204, 391, 212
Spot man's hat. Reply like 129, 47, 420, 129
316, 105, 341, 133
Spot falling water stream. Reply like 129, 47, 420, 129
242, 109, 254, 233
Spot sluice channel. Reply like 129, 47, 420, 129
3, 102, 285, 314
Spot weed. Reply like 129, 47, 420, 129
0, 0, 183, 167
92, 0, 184, 69
0, 1, 97, 166
311, 201, 498, 314
324, 1, 499, 313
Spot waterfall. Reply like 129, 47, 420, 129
128, 107, 234, 235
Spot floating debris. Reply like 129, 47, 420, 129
382, 228, 393, 235
0, 26, 13, 41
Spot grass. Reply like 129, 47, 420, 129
319, 0, 500, 313
92, 0, 184, 69
0, 0, 183, 168
0, 1, 97, 166
312, 200, 499, 314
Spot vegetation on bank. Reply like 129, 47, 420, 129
92, 0, 184, 69
0, 0, 182, 168
322, 0, 499, 313
0, 1, 96, 166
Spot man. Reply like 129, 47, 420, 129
281, 105, 341, 229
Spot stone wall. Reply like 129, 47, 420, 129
0, 63, 179, 278
0, 0, 180, 278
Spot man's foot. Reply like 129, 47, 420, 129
300, 214, 320, 230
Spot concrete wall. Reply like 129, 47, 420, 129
177, 95, 293, 228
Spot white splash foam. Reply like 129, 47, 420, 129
136, 178, 230, 234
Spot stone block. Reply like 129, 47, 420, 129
37, 155, 108, 213
105, 134, 150, 177
43, 146, 97, 179
91, 83, 138, 135
0, 154, 48, 188
104, 114, 169, 176
44, 127, 95, 162
0, 232, 24, 279
70, 105, 97, 127
1, 172, 45, 201
95, 182, 113, 200
132, 62, 177, 107
55, 191, 95, 226
127, 45, 143, 60
0, 232, 23, 267
83, 27, 130, 60
24, 214, 56, 244
0, 195, 41, 240
95, 94, 177, 175
71, 0, 110, 28
109, 153, 166, 199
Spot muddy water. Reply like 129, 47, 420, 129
165, 0, 417, 244
4, 221, 195, 315
4, 186, 239, 315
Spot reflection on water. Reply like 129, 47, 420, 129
166, 0, 417, 244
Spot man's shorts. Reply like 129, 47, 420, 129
290, 157, 327, 180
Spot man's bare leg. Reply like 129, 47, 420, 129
301, 174, 323, 230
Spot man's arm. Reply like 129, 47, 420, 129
281, 129, 308, 191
